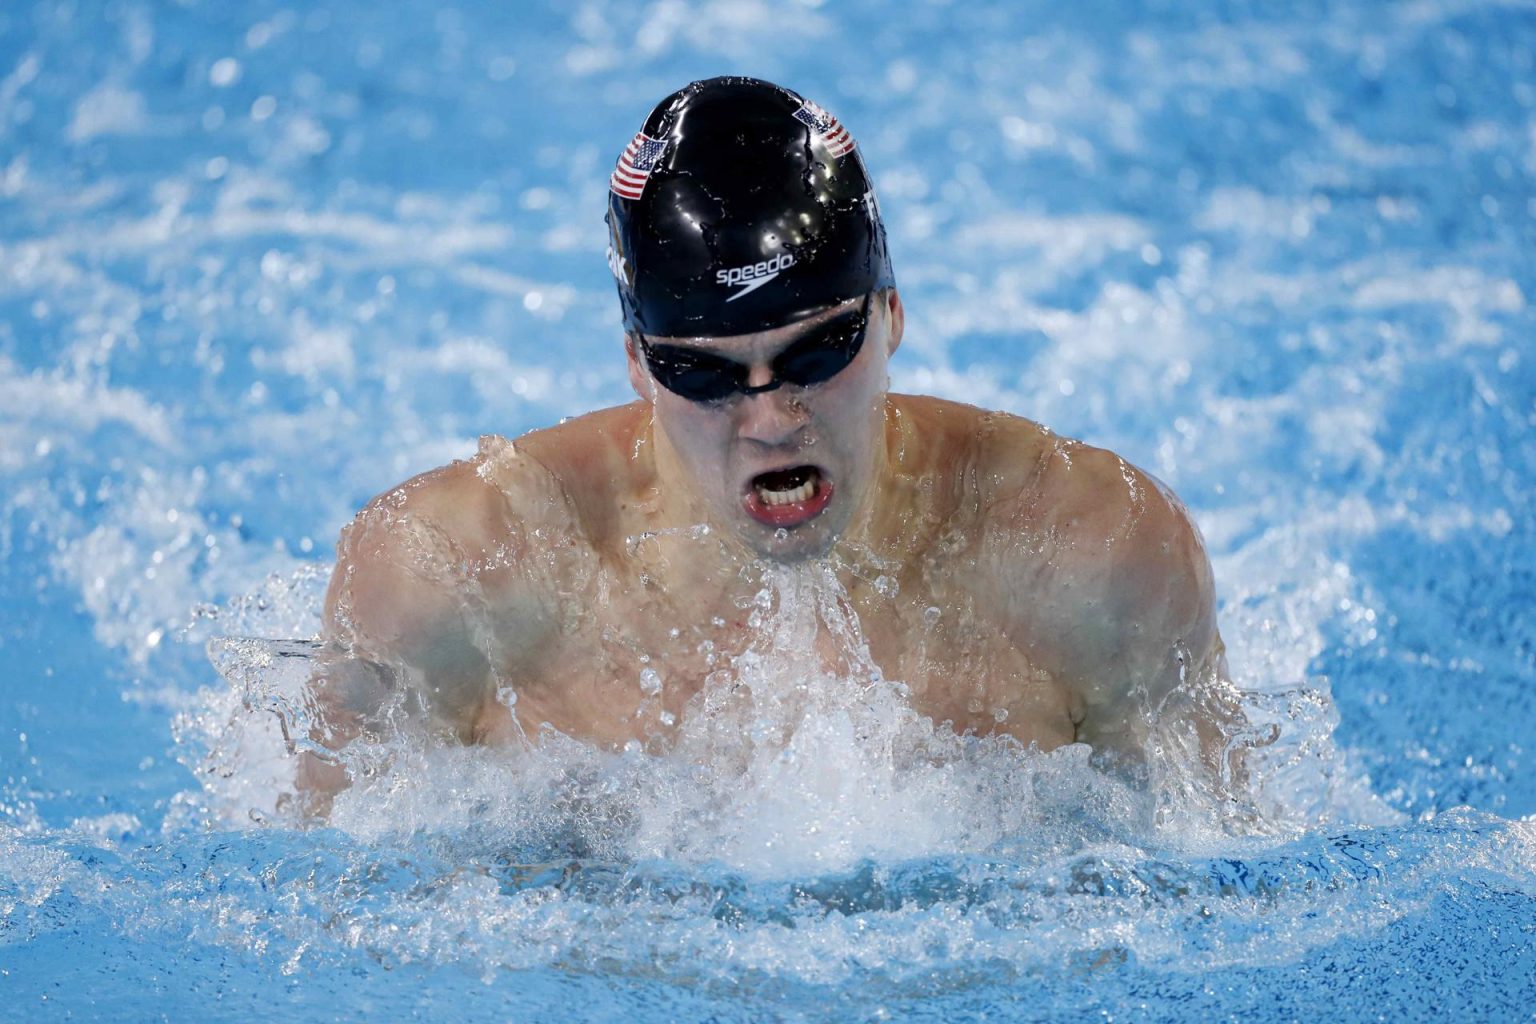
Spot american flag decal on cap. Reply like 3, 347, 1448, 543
793, 100, 856, 158
610, 132, 668, 201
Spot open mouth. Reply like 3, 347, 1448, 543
743, 465, 833, 528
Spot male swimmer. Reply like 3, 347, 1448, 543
300, 77, 1242, 802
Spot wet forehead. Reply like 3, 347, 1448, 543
643, 295, 865, 359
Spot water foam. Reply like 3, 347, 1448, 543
188, 562, 1151, 865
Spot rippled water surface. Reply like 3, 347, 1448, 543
2, 1, 1535, 1021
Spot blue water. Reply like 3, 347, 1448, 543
3, 0, 1535, 1021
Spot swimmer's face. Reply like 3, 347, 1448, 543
628, 290, 903, 561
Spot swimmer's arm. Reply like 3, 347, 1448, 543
297, 465, 546, 804
985, 439, 1244, 780
1060, 471, 1246, 782
296, 524, 496, 806
320, 524, 500, 739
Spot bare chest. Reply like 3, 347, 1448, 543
479, 560, 1079, 752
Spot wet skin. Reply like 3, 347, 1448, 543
304, 291, 1235, 797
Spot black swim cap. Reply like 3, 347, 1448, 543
606, 77, 895, 338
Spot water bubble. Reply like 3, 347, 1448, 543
246, 22, 275, 48
209, 58, 241, 87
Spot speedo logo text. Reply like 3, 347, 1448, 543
716, 253, 796, 302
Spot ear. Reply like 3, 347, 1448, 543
883, 288, 905, 356
625, 333, 652, 401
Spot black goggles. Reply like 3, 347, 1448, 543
638, 294, 872, 404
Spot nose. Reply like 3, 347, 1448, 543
736, 377, 809, 446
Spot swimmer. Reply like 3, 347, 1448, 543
299, 77, 1245, 803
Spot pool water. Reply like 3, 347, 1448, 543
3, 0, 1535, 1020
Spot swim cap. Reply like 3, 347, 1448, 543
606, 77, 895, 338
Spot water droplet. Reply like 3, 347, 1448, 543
209, 57, 241, 88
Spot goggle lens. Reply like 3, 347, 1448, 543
641, 295, 871, 404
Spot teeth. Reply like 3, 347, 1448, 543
755, 474, 818, 506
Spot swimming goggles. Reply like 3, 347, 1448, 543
638, 294, 871, 404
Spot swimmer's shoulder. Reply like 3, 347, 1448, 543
985, 417, 1216, 668
483, 402, 652, 544
909, 396, 1213, 633
951, 404, 1184, 549
340, 459, 502, 563
495, 401, 649, 498
342, 440, 556, 563
339, 402, 648, 569
325, 417, 622, 654
324, 456, 514, 654
886, 394, 1063, 500
885, 394, 1196, 554
885, 393, 1048, 464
